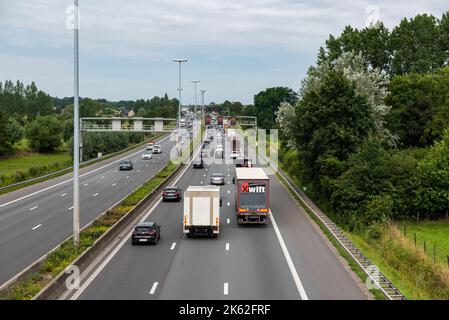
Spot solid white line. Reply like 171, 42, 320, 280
93, 193, 99, 197
71, 142, 202, 300
0, 135, 171, 209
225, 243, 230, 251
60, 193, 67, 197
149, 282, 159, 295
29, 206, 38, 211
224, 283, 229, 295
269, 211, 309, 300
32, 224, 42, 230
170, 242, 176, 250
227, 218, 230, 224
68, 206, 73, 210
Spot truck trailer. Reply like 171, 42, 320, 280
183, 186, 220, 237
234, 168, 269, 224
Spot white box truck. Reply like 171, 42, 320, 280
183, 186, 220, 238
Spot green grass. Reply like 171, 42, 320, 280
0, 152, 71, 177
402, 221, 449, 267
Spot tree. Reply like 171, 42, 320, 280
25, 116, 63, 152
0, 111, 23, 155
389, 14, 444, 75
5, 117, 23, 145
295, 70, 374, 193
275, 102, 296, 147
254, 87, 297, 130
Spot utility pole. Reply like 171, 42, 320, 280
173, 59, 187, 152
192, 80, 200, 120
73, 0, 80, 246
200, 89, 206, 119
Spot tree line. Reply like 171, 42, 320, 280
274, 11, 449, 231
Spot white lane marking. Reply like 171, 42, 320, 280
71, 143, 202, 300
225, 243, 230, 251
203, 174, 206, 177
0, 135, 171, 209
228, 174, 230, 177
137, 170, 140, 173
200, 181, 204, 184
68, 206, 73, 210
227, 190, 230, 194
112, 183, 117, 187
32, 224, 42, 230
205, 168, 208, 171
149, 282, 159, 295
100, 176, 105, 179
93, 193, 99, 197
125, 176, 130, 179
228, 168, 230, 171
145, 165, 149, 167
227, 181, 230, 184
29, 206, 38, 211
84, 183, 89, 187
227, 218, 230, 224
224, 283, 229, 295
170, 242, 176, 250
114, 170, 118, 173
60, 193, 67, 197
269, 211, 309, 300
227, 202, 230, 206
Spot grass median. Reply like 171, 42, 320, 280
1, 160, 180, 300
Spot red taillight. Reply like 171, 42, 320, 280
163, 192, 168, 196
149, 231, 156, 236
174, 192, 179, 196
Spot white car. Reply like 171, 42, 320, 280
141, 151, 152, 160
152, 145, 162, 154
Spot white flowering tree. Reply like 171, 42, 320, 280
275, 102, 296, 147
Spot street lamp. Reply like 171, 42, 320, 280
192, 80, 200, 120
173, 59, 187, 126
73, 0, 80, 246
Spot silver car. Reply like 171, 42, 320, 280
211, 173, 225, 185
141, 151, 152, 160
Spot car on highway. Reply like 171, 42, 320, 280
162, 186, 182, 202
141, 151, 152, 160
119, 160, 133, 170
131, 222, 161, 245
152, 145, 162, 154
147, 141, 155, 151
193, 158, 205, 169
210, 173, 225, 185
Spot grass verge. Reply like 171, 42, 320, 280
0, 159, 180, 300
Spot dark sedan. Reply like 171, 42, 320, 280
119, 160, 133, 170
162, 186, 182, 202
193, 158, 204, 169
131, 222, 161, 245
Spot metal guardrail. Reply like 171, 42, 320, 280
274, 168, 407, 300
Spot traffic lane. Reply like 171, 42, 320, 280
0, 141, 176, 285
268, 172, 367, 300
158, 162, 298, 300
78, 162, 207, 299
0, 134, 171, 207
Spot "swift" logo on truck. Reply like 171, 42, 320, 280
241, 183, 266, 193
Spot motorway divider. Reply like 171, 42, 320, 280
0, 130, 200, 300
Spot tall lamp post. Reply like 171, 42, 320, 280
192, 80, 200, 120
173, 59, 187, 128
73, 0, 80, 246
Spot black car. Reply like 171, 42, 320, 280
131, 222, 161, 245
193, 158, 204, 169
162, 186, 182, 201
119, 160, 133, 170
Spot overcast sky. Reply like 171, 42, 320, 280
0, 1, 447, 104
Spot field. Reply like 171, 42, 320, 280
0, 152, 71, 177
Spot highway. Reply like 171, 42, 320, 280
0, 134, 176, 287
67, 131, 369, 300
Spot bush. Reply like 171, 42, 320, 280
25, 116, 63, 152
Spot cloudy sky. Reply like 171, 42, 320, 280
0, 1, 447, 104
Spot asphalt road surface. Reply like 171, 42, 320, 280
0, 134, 176, 287
72, 132, 368, 300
